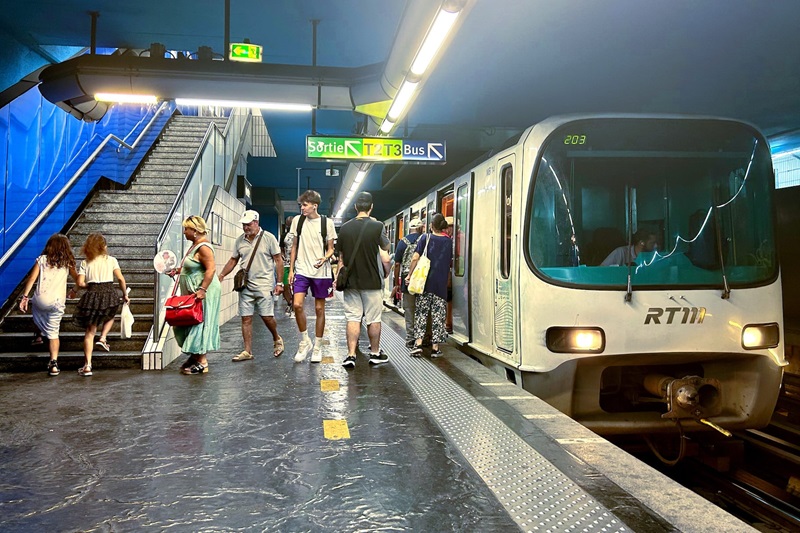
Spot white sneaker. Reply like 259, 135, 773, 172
294, 339, 313, 362
310, 344, 323, 363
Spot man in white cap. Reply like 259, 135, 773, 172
218, 209, 285, 360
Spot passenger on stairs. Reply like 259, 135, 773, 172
73, 232, 129, 377
18, 233, 80, 376
171, 216, 221, 375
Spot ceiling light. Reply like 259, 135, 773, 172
95, 93, 158, 104
353, 169, 367, 184
174, 98, 312, 111
380, 118, 395, 134
410, 8, 460, 76
387, 80, 418, 122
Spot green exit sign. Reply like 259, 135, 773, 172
229, 43, 263, 63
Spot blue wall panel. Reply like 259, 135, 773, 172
0, 89, 172, 306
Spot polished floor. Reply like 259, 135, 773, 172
0, 296, 517, 532
0, 294, 755, 533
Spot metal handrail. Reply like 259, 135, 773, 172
0, 101, 172, 269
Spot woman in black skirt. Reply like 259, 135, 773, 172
73, 233, 129, 376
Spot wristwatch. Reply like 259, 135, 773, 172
276, 282, 284, 286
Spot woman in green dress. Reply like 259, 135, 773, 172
171, 215, 221, 374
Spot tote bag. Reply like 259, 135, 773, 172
407, 235, 431, 295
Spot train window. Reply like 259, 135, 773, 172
455, 183, 468, 277
420, 207, 427, 229
500, 165, 513, 278
427, 202, 434, 228
527, 118, 777, 288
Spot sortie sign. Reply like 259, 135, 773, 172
306, 136, 446, 163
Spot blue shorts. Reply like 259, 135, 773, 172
293, 274, 333, 299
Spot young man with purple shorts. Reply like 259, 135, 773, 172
288, 190, 337, 362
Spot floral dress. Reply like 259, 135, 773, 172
173, 243, 221, 354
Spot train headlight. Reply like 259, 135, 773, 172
546, 327, 605, 353
741, 323, 779, 349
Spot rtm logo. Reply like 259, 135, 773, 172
644, 307, 706, 325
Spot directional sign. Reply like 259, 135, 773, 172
229, 43, 263, 63
306, 136, 446, 164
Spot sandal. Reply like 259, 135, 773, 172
31, 335, 44, 346
78, 365, 93, 377
180, 355, 197, 369
410, 346, 423, 357
273, 337, 284, 357
96, 338, 110, 352
182, 363, 208, 375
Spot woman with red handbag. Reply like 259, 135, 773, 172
170, 216, 221, 374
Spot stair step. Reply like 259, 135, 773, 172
2, 314, 153, 333
93, 191, 176, 204
70, 233, 161, 247
135, 170, 189, 179
0, 352, 142, 372
0, 331, 149, 353
80, 211, 167, 223
125, 184, 185, 194
71, 220, 163, 234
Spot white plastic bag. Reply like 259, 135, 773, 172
120, 288, 134, 339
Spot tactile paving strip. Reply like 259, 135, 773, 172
381, 327, 630, 533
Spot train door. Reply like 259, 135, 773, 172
451, 173, 472, 341
495, 157, 516, 358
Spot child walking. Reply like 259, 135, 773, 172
73, 233, 129, 376
18, 234, 80, 376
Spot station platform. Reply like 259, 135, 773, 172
0, 295, 754, 532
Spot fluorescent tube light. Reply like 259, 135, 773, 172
353, 170, 367, 184
387, 80, 418, 122
175, 98, 312, 111
380, 119, 395, 134
410, 9, 459, 76
95, 93, 158, 104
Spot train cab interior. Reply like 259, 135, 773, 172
526, 118, 778, 290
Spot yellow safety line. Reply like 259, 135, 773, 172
320, 379, 340, 392
323, 419, 350, 440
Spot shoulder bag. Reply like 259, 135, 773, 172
165, 244, 205, 327
336, 219, 369, 291
407, 234, 431, 295
233, 231, 263, 292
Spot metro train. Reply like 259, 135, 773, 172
384, 114, 787, 436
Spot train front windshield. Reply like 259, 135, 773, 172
527, 118, 777, 288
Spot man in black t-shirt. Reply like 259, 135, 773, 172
335, 191, 390, 368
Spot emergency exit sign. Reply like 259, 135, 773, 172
306, 135, 446, 163
229, 43, 263, 63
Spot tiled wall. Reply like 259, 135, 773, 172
209, 186, 247, 323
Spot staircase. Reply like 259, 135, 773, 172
0, 115, 228, 372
